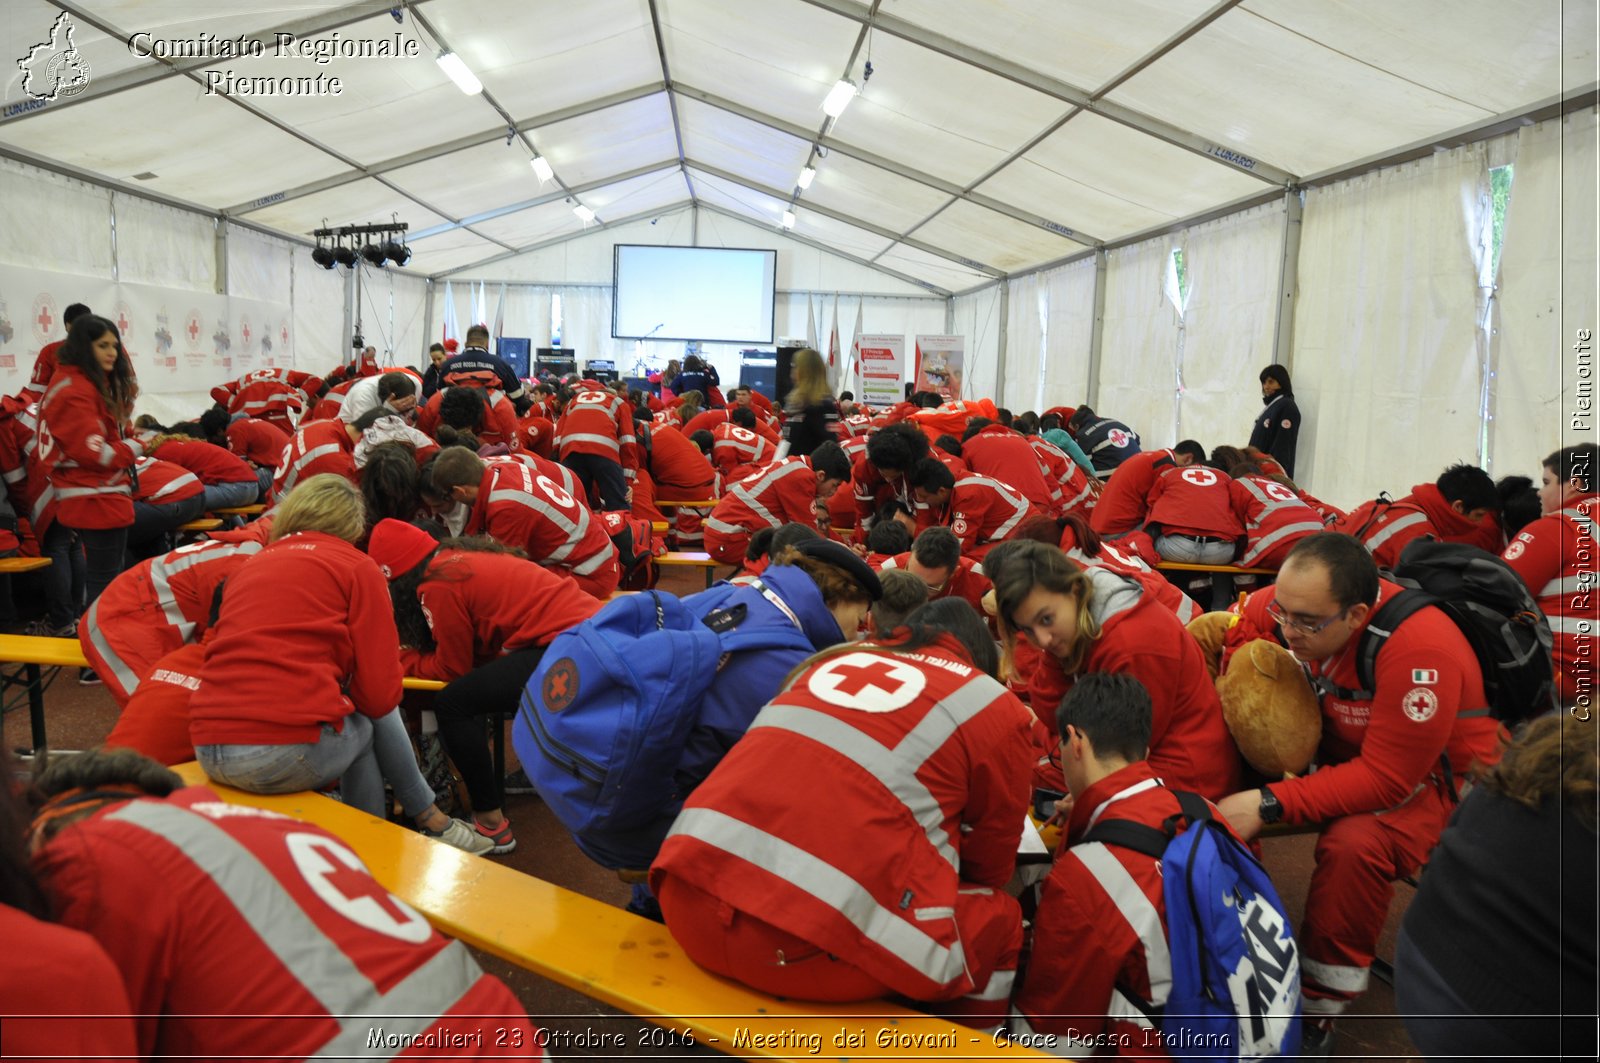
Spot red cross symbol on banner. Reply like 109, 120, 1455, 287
242, 323, 251, 342
830, 659, 908, 697
187, 318, 200, 340
117, 312, 129, 332
36, 307, 51, 332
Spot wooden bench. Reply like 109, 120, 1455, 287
176, 518, 224, 533
655, 498, 717, 509
0, 557, 53, 574
212, 503, 267, 517
658, 550, 724, 588
166, 761, 1050, 1061
1153, 561, 1276, 577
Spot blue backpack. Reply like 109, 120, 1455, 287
513, 587, 814, 870
1080, 790, 1302, 1060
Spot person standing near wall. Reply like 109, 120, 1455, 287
1250, 364, 1301, 479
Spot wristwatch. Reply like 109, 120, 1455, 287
1258, 786, 1284, 825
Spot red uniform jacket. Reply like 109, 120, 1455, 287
908, 399, 997, 442
682, 407, 781, 444
81, 538, 264, 705
27, 338, 64, 393
1503, 496, 1597, 703
225, 416, 290, 469
305, 377, 355, 422
652, 637, 1034, 999
150, 439, 259, 485
1336, 482, 1498, 569
1058, 528, 1203, 625
0, 902, 137, 1059
961, 424, 1057, 515
464, 459, 620, 594
39, 366, 145, 530
938, 475, 1037, 559
215, 369, 321, 434
105, 641, 206, 765
1238, 582, 1500, 823
646, 424, 717, 494
132, 457, 204, 506
518, 413, 556, 458
1090, 449, 1177, 536
189, 531, 402, 746
417, 387, 523, 449
879, 551, 992, 614
707, 457, 822, 537
1229, 474, 1326, 569
270, 420, 356, 503
34, 787, 537, 1060
1016, 763, 1249, 1058
710, 422, 776, 476
1145, 465, 1243, 540
398, 549, 602, 681
850, 454, 914, 535
555, 387, 639, 477
1028, 570, 1242, 800
1030, 435, 1096, 516
0, 396, 53, 538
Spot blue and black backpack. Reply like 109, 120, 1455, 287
513, 586, 813, 870
1080, 790, 1302, 1061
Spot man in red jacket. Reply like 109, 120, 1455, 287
1336, 463, 1503, 567
554, 381, 637, 512
878, 525, 992, 615
22, 301, 91, 402
961, 420, 1057, 516
269, 419, 358, 504
848, 422, 929, 534
703, 443, 852, 565
417, 385, 522, 450
211, 368, 324, 435
1088, 440, 1203, 536
907, 459, 1037, 561
1215, 533, 1501, 1055
642, 423, 718, 549
709, 409, 776, 478
1145, 461, 1244, 610
30, 749, 540, 1061
1229, 466, 1328, 569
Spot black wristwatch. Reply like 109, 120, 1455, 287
1258, 786, 1284, 825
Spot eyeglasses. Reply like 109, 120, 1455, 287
1265, 599, 1349, 636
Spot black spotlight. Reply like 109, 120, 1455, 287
360, 241, 387, 267
311, 244, 336, 269
383, 238, 411, 266
334, 242, 358, 268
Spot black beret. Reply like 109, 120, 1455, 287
789, 538, 883, 601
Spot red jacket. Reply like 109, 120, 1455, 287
269, 420, 356, 503
1229, 474, 1326, 568
937, 475, 1037, 558
150, 439, 258, 485
1503, 496, 1597, 703
189, 531, 402, 745
225, 416, 290, 469
215, 369, 320, 434
652, 637, 1034, 1000
707, 457, 821, 537
39, 366, 144, 530
1336, 482, 1497, 568
33, 787, 537, 1060
1030, 435, 1096, 517
0, 396, 53, 537
879, 551, 992, 614
518, 413, 556, 458
1015, 763, 1247, 1058
27, 338, 64, 394
1029, 570, 1242, 800
848, 454, 910, 530
555, 386, 639, 476
1145, 465, 1243, 540
398, 549, 601, 681
81, 539, 264, 704
1238, 582, 1500, 823
132, 457, 204, 506
710, 422, 775, 476
646, 424, 716, 494
961, 424, 1056, 514
304, 377, 356, 422
464, 459, 620, 592
0, 902, 137, 1060
1090, 449, 1177, 536
104, 641, 206, 765
1058, 527, 1202, 625
417, 387, 523, 449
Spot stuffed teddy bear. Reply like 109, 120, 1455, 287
1189, 611, 1321, 778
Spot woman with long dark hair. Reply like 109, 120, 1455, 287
39, 314, 141, 626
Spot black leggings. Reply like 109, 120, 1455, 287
432, 645, 547, 813
561, 452, 629, 512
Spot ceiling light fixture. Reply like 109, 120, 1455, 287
435, 50, 482, 95
822, 78, 857, 118
797, 165, 816, 189
382, 238, 411, 267
573, 203, 595, 223
530, 154, 553, 182
311, 221, 412, 269
781, 209, 796, 229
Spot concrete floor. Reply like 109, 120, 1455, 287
4, 564, 1419, 1060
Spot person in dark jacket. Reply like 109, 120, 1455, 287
1065, 406, 1141, 476
420, 342, 447, 399
667, 355, 719, 405
1250, 364, 1301, 478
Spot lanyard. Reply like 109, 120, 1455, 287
749, 577, 804, 632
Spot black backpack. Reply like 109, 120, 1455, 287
1335, 539, 1557, 727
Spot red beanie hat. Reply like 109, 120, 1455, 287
366, 518, 438, 580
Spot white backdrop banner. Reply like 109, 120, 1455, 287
858, 334, 906, 407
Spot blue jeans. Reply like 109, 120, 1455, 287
196, 709, 435, 821
1155, 533, 1237, 611
203, 480, 260, 510
40, 522, 87, 628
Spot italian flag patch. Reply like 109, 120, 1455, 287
1412, 668, 1438, 685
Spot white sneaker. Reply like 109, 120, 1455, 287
422, 817, 494, 856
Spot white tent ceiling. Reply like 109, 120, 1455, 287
2, 0, 1592, 296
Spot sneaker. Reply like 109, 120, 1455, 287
473, 818, 517, 855
1299, 1019, 1337, 1058
77, 667, 102, 686
421, 817, 494, 856
503, 767, 537, 795
25, 618, 76, 638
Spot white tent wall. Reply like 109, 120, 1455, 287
1041, 257, 1098, 412
291, 268, 349, 381
0, 157, 114, 279
1177, 201, 1287, 451
1098, 237, 1185, 449
1003, 274, 1045, 411
354, 267, 430, 367
1293, 144, 1494, 508
951, 286, 1001, 404
1490, 107, 1599, 478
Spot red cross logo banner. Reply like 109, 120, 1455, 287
115, 303, 131, 334
808, 652, 926, 712
30, 292, 56, 342
1402, 686, 1439, 723
1182, 467, 1219, 487
287, 832, 432, 943
185, 311, 202, 345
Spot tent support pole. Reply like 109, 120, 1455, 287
1271, 189, 1303, 373
423, 280, 435, 354
945, 296, 955, 333
1087, 249, 1108, 408
343, 267, 357, 363
995, 281, 1009, 406
214, 221, 228, 296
